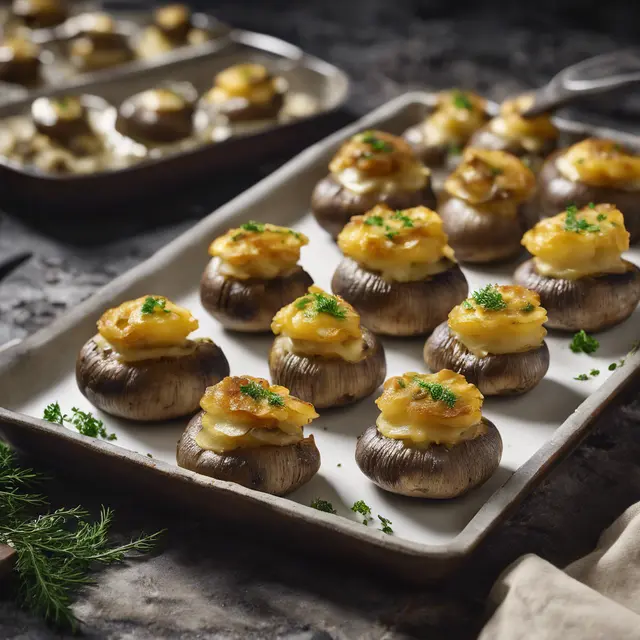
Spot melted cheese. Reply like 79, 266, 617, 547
271, 286, 364, 362
1, 37, 39, 61
489, 94, 558, 152
155, 4, 190, 29
93, 333, 196, 363
375, 370, 484, 446
135, 88, 187, 112
209, 223, 308, 280
206, 63, 280, 105
329, 130, 430, 195
97, 295, 198, 352
522, 204, 630, 280
337, 204, 456, 282
555, 138, 640, 190
449, 285, 547, 357
31, 96, 84, 125
443, 148, 535, 213
196, 376, 318, 453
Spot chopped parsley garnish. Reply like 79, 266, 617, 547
448, 143, 462, 156
385, 229, 399, 240
588, 202, 596, 209
489, 166, 503, 176
364, 215, 384, 227
240, 220, 265, 233
43, 403, 117, 440
239, 381, 284, 407
414, 378, 457, 408
378, 515, 393, 534
396, 378, 406, 389
392, 210, 414, 228
462, 299, 473, 310
521, 303, 535, 313
597, 213, 607, 221
564, 205, 600, 233
351, 500, 373, 525
570, 330, 600, 354
360, 132, 394, 153
140, 296, 170, 315
452, 91, 473, 110
310, 499, 337, 514
471, 285, 507, 311
590, 369, 600, 377
574, 374, 589, 381
609, 362, 618, 371
295, 292, 347, 319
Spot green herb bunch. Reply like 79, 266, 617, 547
295, 292, 347, 319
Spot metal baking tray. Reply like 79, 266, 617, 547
0, 29, 350, 209
0, 92, 638, 581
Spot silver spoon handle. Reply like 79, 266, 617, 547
523, 48, 640, 118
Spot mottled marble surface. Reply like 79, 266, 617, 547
1, 2, 640, 637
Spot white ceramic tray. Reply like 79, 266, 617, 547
0, 92, 639, 580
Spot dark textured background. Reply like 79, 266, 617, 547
2, 1, 640, 637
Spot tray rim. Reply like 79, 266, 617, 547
0, 91, 639, 566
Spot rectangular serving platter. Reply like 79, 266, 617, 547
0, 92, 639, 581
0, 29, 350, 209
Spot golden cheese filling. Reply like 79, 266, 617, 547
329, 130, 430, 195
555, 139, 640, 190
206, 63, 280, 106
75, 12, 116, 34
271, 286, 365, 362
31, 96, 84, 124
1, 37, 40, 61
196, 375, 318, 453
209, 222, 309, 280
337, 204, 455, 282
96, 295, 198, 361
376, 370, 484, 446
134, 88, 188, 112
489, 94, 558, 152
155, 4, 190, 29
522, 204, 630, 280
449, 284, 547, 357
443, 148, 535, 216
420, 89, 488, 147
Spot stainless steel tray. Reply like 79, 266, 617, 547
0, 92, 638, 581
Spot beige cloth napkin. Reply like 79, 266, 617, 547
479, 502, 640, 639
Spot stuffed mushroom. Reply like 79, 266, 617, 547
12, 0, 67, 29
0, 36, 41, 85
269, 286, 386, 409
515, 203, 640, 331
311, 130, 436, 239
200, 221, 313, 332
355, 370, 502, 499
537, 138, 640, 244
403, 89, 489, 170
177, 375, 321, 495
331, 204, 468, 336
424, 284, 550, 396
76, 295, 229, 421
67, 13, 133, 72
438, 148, 536, 263
31, 95, 93, 144
115, 87, 195, 144
467, 94, 558, 172
202, 63, 286, 124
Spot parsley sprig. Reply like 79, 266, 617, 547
351, 500, 373, 525
564, 205, 601, 234
295, 292, 347, 319
452, 90, 472, 110
239, 381, 284, 407
310, 498, 393, 534
140, 296, 170, 315
414, 378, 457, 408
359, 131, 394, 153
470, 285, 507, 311
310, 499, 336, 514
43, 403, 117, 441
570, 330, 600, 355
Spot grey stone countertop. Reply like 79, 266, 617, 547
2, 2, 640, 637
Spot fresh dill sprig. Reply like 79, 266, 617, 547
471, 285, 507, 311
295, 292, 347, 320
452, 90, 472, 110
140, 296, 170, 315
42, 404, 117, 441
310, 499, 337, 514
378, 515, 393, 534
239, 381, 284, 407
564, 205, 600, 233
414, 378, 457, 408
570, 330, 600, 354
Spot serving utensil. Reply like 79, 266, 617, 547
522, 48, 640, 118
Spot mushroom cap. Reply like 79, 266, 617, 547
423, 321, 549, 396
331, 257, 469, 336
311, 173, 436, 239
437, 194, 531, 264
176, 411, 321, 495
514, 258, 640, 332
355, 419, 502, 499
211, 90, 285, 123
200, 260, 314, 332
269, 326, 386, 409
537, 150, 640, 244
76, 337, 230, 421
31, 96, 91, 142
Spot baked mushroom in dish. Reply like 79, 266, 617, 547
311, 130, 436, 238
202, 63, 286, 124
438, 148, 536, 263
31, 95, 92, 143
537, 138, 640, 243
269, 286, 386, 409
76, 295, 229, 421
467, 94, 558, 171
0, 36, 41, 85
67, 13, 133, 72
12, 0, 67, 29
515, 203, 640, 331
403, 89, 489, 169
177, 375, 321, 495
331, 204, 468, 336
200, 221, 313, 332
424, 284, 549, 396
355, 370, 502, 499
115, 86, 195, 144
